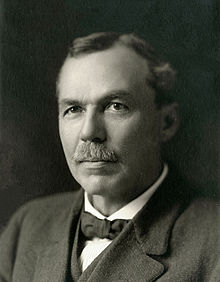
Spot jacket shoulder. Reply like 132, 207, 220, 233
21, 190, 79, 215
18, 189, 82, 229
172, 196, 220, 262
0, 189, 83, 242
0, 190, 83, 281
178, 196, 219, 228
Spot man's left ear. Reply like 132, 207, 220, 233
160, 102, 180, 142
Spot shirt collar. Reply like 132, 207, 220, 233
84, 163, 168, 221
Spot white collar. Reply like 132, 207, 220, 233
84, 163, 168, 221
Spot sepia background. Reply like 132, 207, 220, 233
0, 0, 219, 228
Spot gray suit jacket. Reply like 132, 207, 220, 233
0, 171, 219, 281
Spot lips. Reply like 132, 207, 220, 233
78, 160, 115, 169
77, 157, 115, 163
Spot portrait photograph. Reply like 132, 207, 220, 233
0, 1, 219, 281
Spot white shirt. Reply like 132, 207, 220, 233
80, 164, 168, 271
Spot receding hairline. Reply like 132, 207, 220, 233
56, 32, 177, 107
57, 43, 154, 98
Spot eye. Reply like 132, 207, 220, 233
106, 102, 129, 112
64, 105, 84, 116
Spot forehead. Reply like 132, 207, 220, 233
58, 45, 153, 102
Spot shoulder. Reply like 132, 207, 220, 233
163, 167, 220, 252
23, 189, 82, 222
172, 195, 220, 259
20, 190, 80, 216
166, 166, 219, 228
177, 195, 219, 231
0, 189, 83, 255
0, 190, 83, 280
1, 189, 83, 237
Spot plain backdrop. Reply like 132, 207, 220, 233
0, 0, 219, 228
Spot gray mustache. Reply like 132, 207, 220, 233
73, 142, 118, 162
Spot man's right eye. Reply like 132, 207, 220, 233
63, 105, 84, 116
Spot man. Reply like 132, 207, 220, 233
0, 32, 219, 281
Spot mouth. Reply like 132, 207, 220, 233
78, 160, 117, 169
78, 159, 114, 163
75, 156, 117, 163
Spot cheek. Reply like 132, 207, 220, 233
106, 113, 161, 160
107, 113, 157, 145
59, 122, 80, 158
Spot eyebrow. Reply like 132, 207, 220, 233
58, 90, 133, 107
100, 90, 133, 102
58, 98, 80, 107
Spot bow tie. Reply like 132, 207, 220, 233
80, 211, 129, 240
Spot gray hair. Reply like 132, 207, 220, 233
57, 32, 176, 107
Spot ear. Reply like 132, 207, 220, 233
160, 102, 180, 142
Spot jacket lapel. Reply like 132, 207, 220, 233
32, 189, 83, 282
82, 222, 165, 282
133, 170, 185, 256
82, 171, 191, 282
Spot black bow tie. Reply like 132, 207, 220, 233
80, 210, 129, 240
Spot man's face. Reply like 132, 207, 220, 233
58, 45, 164, 201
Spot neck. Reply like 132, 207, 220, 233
88, 194, 129, 216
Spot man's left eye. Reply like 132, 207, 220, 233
106, 102, 128, 112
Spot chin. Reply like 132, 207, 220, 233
77, 174, 117, 196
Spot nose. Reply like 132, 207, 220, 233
80, 110, 106, 143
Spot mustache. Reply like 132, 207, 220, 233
73, 142, 118, 162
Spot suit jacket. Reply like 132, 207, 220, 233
0, 170, 219, 282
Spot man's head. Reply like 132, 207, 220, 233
57, 32, 179, 207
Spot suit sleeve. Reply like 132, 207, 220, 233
0, 206, 27, 282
